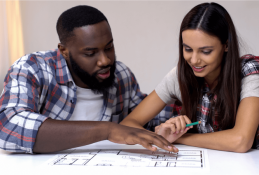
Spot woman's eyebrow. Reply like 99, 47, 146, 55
199, 46, 213, 49
182, 43, 190, 48
182, 43, 213, 49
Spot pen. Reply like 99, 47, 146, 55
186, 121, 201, 127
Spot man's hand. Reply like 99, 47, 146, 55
108, 123, 178, 152
33, 119, 178, 153
155, 115, 192, 143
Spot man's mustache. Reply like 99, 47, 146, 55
94, 65, 112, 75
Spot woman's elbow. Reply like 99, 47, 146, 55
231, 135, 253, 153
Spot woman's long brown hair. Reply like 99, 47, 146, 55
178, 3, 241, 130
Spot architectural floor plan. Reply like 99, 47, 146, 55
46, 148, 208, 168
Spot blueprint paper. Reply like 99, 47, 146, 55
45, 148, 209, 169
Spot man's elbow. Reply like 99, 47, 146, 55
0, 133, 32, 153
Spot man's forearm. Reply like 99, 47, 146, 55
33, 119, 111, 153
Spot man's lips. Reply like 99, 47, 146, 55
97, 67, 111, 79
98, 67, 111, 74
192, 65, 207, 72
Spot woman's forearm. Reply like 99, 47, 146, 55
120, 90, 167, 129
120, 118, 145, 129
175, 129, 254, 153
175, 97, 259, 153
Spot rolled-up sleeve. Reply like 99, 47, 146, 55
0, 58, 48, 153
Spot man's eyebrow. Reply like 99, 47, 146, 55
82, 47, 97, 51
182, 43, 213, 49
106, 39, 113, 46
82, 39, 113, 51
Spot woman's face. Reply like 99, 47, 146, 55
182, 29, 227, 86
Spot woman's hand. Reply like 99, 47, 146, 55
155, 115, 193, 143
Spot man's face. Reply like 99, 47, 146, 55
62, 21, 116, 94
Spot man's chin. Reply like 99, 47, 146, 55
83, 76, 115, 94
95, 76, 107, 83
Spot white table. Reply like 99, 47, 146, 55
0, 141, 258, 175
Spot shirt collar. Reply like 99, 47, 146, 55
104, 69, 118, 107
55, 49, 74, 85
202, 82, 217, 101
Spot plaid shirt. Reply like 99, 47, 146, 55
0, 49, 174, 153
151, 54, 259, 149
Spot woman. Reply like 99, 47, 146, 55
120, 2, 259, 153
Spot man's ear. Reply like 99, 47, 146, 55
58, 43, 69, 59
224, 40, 228, 52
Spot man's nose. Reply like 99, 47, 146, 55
97, 51, 111, 67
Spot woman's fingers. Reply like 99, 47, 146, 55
159, 123, 176, 135
174, 117, 182, 134
185, 126, 191, 132
178, 115, 187, 132
183, 115, 193, 128
157, 115, 193, 137
155, 125, 161, 133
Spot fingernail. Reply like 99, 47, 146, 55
168, 146, 172, 149
173, 147, 178, 152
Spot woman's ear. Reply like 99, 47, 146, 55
224, 40, 228, 52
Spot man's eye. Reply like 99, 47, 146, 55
105, 45, 113, 51
202, 50, 212, 55
85, 53, 95, 57
105, 43, 114, 50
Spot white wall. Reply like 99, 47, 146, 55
19, 1, 259, 94
0, 1, 10, 93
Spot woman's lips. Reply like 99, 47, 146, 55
192, 65, 206, 72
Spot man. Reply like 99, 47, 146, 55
0, 5, 177, 153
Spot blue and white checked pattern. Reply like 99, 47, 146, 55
0, 49, 174, 153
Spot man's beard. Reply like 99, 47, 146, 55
69, 53, 116, 94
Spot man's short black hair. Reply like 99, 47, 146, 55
56, 5, 108, 44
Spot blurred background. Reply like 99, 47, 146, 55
0, 0, 258, 94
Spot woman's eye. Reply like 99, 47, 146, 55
185, 48, 192, 52
202, 50, 212, 55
